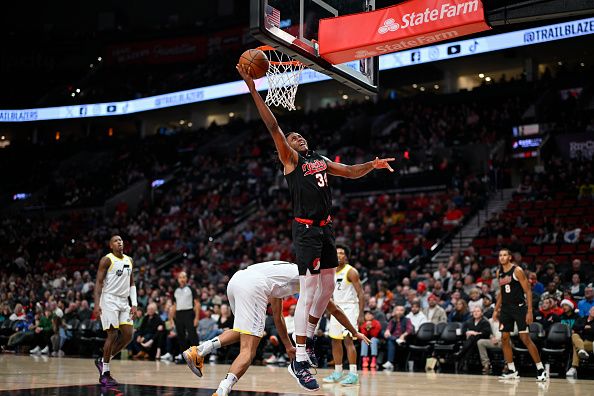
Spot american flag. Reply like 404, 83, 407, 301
265, 5, 281, 28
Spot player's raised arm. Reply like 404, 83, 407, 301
325, 156, 395, 179
93, 256, 111, 318
236, 64, 298, 171
270, 297, 296, 359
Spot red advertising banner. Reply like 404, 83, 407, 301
106, 37, 207, 65
318, 0, 491, 64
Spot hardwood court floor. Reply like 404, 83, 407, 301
1, 355, 593, 395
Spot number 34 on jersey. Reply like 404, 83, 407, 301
315, 172, 328, 187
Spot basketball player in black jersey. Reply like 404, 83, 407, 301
493, 249, 548, 381
237, 64, 394, 391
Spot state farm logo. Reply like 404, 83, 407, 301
378, 18, 399, 34
377, 0, 480, 35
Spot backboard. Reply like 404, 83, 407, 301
250, 0, 379, 95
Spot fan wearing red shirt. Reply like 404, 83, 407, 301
359, 311, 382, 369
444, 202, 464, 226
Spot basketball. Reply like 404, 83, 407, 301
239, 49, 269, 79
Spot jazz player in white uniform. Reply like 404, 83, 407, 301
182, 261, 370, 396
323, 245, 365, 386
92, 235, 138, 387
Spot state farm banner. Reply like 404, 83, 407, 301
106, 37, 207, 65
318, 0, 490, 64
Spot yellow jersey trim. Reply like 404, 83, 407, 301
106, 254, 114, 272
337, 264, 353, 284
232, 328, 263, 337
106, 253, 133, 272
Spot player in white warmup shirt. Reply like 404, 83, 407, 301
92, 235, 138, 387
182, 261, 370, 396
323, 245, 365, 386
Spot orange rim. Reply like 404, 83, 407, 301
255, 45, 304, 67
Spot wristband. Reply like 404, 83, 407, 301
130, 286, 138, 307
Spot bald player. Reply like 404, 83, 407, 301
182, 261, 370, 396
93, 235, 137, 386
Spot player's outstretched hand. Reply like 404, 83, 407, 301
355, 331, 371, 345
93, 306, 102, 318
372, 157, 395, 172
286, 344, 296, 360
236, 64, 255, 91
130, 305, 137, 317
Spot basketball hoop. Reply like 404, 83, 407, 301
257, 46, 305, 111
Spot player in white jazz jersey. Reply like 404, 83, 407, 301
182, 261, 370, 396
92, 235, 138, 387
323, 245, 365, 386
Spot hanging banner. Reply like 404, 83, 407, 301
318, 0, 490, 64
106, 37, 207, 65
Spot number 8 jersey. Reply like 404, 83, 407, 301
285, 151, 332, 221
498, 265, 526, 306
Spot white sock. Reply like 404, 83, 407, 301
536, 362, 544, 370
296, 343, 308, 362
199, 337, 222, 356
220, 372, 238, 389
349, 364, 357, 374
306, 322, 317, 339
507, 362, 516, 372
102, 362, 110, 375
335, 364, 343, 374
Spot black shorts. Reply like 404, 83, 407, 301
292, 220, 338, 276
499, 304, 528, 333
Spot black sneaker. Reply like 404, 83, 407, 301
291, 334, 319, 368
99, 372, 119, 387
536, 368, 548, 382
498, 370, 519, 379
288, 360, 320, 392
305, 337, 318, 368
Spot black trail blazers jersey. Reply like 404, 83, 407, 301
285, 151, 332, 220
498, 265, 526, 306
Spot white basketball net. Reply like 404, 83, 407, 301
259, 47, 305, 111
